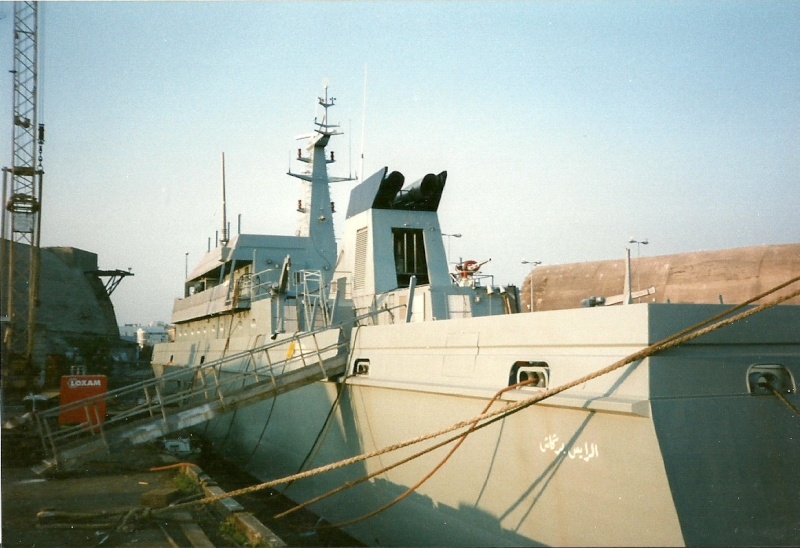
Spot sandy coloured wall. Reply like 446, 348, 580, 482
523, 243, 800, 311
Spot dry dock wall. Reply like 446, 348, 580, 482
1, 239, 126, 386
525, 243, 800, 311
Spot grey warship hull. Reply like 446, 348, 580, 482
164, 303, 800, 546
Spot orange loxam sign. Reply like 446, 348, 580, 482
58, 375, 108, 426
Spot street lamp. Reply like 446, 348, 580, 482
628, 238, 649, 259
628, 238, 649, 292
442, 233, 462, 264
522, 260, 542, 312
184, 252, 189, 280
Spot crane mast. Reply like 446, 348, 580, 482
1, 1, 44, 391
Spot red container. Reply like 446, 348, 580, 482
58, 375, 108, 426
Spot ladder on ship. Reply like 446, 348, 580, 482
32, 326, 351, 474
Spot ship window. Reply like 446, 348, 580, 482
393, 228, 429, 287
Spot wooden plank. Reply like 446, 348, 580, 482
172, 511, 216, 548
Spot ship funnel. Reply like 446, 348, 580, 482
372, 170, 405, 208
392, 171, 447, 210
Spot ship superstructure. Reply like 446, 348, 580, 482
166, 88, 351, 356
158, 87, 517, 370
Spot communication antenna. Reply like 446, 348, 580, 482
220, 152, 228, 246
359, 64, 368, 180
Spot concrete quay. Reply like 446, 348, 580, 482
2, 432, 284, 547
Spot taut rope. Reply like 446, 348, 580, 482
155, 279, 800, 519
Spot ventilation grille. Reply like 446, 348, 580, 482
354, 228, 368, 290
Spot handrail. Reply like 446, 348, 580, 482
33, 305, 402, 466
35, 331, 343, 450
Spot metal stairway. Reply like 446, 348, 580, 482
32, 326, 350, 474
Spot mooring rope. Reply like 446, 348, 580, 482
274, 377, 539, 520
288, 326, 365, 484
153, 279, 800, 519
214, 313, 244, 448
656, 273, 800, 346
300, 276, 800, 531
286, 378, 347, 489
771, 387, 800, 416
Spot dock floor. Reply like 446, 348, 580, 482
2, 440, 237, 546
2, 423, 361, 547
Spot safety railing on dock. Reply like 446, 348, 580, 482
31, 318, 364, 474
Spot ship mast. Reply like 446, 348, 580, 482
288, 86, 354, 273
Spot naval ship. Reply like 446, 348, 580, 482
152, 89, 800, 546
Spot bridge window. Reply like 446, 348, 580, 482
393, 228, 429, 287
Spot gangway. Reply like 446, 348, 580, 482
32, 325, 350, 474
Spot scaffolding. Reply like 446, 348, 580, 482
1, 1, 45, 390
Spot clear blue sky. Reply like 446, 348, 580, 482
1, 1, 798, 325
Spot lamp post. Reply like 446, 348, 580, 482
628, 238, 648, 291
628, 238, 649, 259
522, 260, 542, 312
442, 233, 462, 265
184, 252, 189, 280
